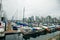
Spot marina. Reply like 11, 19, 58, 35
0, 0, 60, 40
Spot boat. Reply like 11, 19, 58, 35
32, 27, 46, 35
0, 21, 5, 38
55, 25, 60, 31
48, 25, 56, 32
40, 25, 51, 33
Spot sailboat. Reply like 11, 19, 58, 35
0, 0, 5, 38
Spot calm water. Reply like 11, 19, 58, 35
0, 31, 60, 40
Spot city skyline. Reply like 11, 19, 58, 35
1, 0, 60, 20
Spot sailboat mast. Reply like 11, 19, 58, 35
23, 7, 25, 23
0, 0, 4, 21
0, 0, 2, 20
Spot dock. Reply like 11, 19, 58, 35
5, 30, 21, 35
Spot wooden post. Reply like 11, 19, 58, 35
7, 21, 12, 31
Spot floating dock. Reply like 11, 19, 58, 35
5, 30, 21, 35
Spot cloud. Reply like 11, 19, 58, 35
2, 0, 60, 20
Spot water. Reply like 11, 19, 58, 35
0, 31, 60, 40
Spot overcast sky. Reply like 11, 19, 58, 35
2, 0, 60, 20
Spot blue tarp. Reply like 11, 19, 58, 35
15, 22, 28, 26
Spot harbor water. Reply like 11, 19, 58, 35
0, 31, 60, 40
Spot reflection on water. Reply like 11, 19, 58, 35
23, 32, 45, 40
0, 37, 5, 40
0, 31, 60, 40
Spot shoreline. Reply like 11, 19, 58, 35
48, 34, 60, 40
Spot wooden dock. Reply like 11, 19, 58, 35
5, 30, 21, 35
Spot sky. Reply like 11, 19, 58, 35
2, 0, 60, 20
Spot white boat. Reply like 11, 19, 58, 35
0, 22, 5, 37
